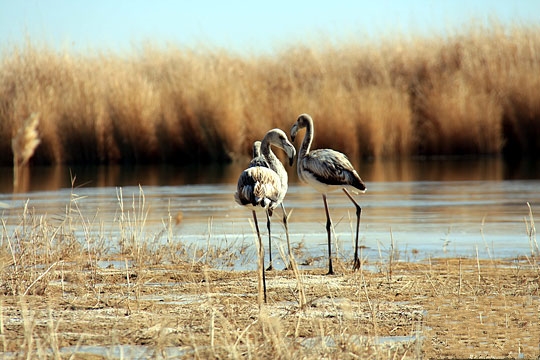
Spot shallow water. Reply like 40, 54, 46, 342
1, 158, 539, 270
2, 333, 419, 359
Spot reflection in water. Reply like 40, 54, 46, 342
365, 157, 540, 182
0, 157, 539, 193
1, 166, 539, 270
0, 163, 243, 193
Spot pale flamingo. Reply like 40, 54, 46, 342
249, 140, 293, 270
235, 129, 296, 301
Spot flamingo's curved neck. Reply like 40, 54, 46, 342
296, 118, 314, 184
299, 118, 314, 159
261, 139, 288, 194
260, 139, 279, 172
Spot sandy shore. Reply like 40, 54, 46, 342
1, 257, 539, 359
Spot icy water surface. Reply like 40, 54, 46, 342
1, 158, 539, 270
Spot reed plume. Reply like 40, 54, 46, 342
12, 113, 41, 190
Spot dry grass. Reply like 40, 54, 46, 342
0, 187, 539, 358
11, 113, 40, 191
1, 21, 540, 166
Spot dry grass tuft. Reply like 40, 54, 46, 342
11, 113, 40, 190
12, 113, 40, 168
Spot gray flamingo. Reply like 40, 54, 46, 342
291, 113, 366, 275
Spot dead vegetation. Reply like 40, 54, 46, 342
1, 21, 540, 166
0, 257, 538, 359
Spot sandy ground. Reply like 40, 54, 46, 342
1, 257, 539, 359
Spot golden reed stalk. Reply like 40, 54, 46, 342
12, 113, 41, 190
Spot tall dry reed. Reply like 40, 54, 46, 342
1, 21, 540, 166
11, 112, 40, 190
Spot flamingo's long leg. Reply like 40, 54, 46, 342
252, 210, 267, 303
343, 188, 362, 270
322, 194, 334, 275
265, 210, 274, 271
281, 203, 293, 270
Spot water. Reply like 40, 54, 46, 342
1, 158, 539, 269
3, 334, 419, 359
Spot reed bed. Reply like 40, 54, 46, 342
1, 21, 540, 167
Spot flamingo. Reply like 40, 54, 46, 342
249, 141, 294, 270
249, 141, 265, 167
290, 113, 366, 275
235, 129, 296, 302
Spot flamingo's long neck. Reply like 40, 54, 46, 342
299, 119, 313, 160
261, 139, 278, 171
297, 118, 314, 183
261, 139, 288, 194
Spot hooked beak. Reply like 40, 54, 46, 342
290, 124, 298, 142
287, 144, 296, 167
